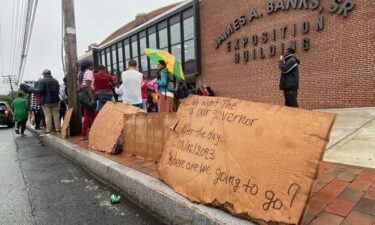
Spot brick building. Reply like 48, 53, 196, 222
84, 0, 375, 109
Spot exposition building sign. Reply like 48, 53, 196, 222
158, 96, 335, 224
212, 0, 355, 63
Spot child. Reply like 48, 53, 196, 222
12, 92, 29, 136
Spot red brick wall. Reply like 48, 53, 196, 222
199, 0, 375, 109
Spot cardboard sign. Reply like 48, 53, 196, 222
61, 108, 73, 139
88, 102, 144, 154
123, 113, 177, 161
158, 96, 335, 224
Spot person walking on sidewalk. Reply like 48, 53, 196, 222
12, 92, 28, 136
30, 69, 61, 133
117, 59, 143, 108
77, 60, 96, 140
279, 47, 300, 108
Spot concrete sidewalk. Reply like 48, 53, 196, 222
28, 127, 254, 225
25, 107, 375, 224
321, 107, 375, 169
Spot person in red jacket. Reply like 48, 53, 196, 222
93, 65, 116, 112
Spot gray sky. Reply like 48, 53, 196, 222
0, 0, 181, 94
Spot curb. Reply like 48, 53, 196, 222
26, 126, 254, 225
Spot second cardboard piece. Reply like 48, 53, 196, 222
89, 102, 143, 153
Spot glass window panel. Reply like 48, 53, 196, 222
106, 48, 111, 66
140, 37, 147, 54
150, 59, 157, 70
111, 46, 117, 64
140, 55, 148, 72
118, 43, 123, 62
101, 51, 105, 65
118, 62, 124, 73
124, 43, 130, 60
131, 40, 138, 58
184, 39, 196, 74
169, 15, 179, 25
184, 39, 195, 63
183, 17, 194, 41
148, 26, 156, 34
159, 28, 168, 49
107, 66, 111, 73
183, 7, 194, 19
158, 21, 167, 30
170, 23, 181, 45
171, 44, 182, 62
148, 33, 157, 49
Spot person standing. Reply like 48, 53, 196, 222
279, 48, 300, 108
93, 65, 116, 112
117, 59, 143, 108
30, 69, 60, 133
12, 92, 28, 136
141, 76, 148, 112
77, 60, 96, 140
156, 60, 174, 112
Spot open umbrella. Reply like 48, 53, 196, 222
144, 48, 185, 80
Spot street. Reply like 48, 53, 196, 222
0, 127, 165, 225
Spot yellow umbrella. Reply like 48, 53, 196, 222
144, 48, 185, 80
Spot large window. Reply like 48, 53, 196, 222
158, 21, 168, 51
106, 48, 111, 73
131, 35, 138, 59
170, 15, 182, 62
95, 5, 197, 79
182, 8, 196, 74
139, 31, 148, 73
111, 45, 118, 75
117, 42, 124, 73
100, 50, 105, 65
124, 39, 130, 69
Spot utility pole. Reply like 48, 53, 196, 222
2, 75, 17, 100
62, 0, 81, 136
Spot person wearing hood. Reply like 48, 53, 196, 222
279, 47, 300, 108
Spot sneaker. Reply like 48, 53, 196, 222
15, 130, 20, 134
21, 134, 27, 137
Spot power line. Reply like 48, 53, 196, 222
19, 0, 39, 83
0, 11, 4, 75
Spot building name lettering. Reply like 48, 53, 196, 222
213, 0, 355, 62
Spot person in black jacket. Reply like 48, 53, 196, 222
30, 69, 60, 133
279, 48, 300, 107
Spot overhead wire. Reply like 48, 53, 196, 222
10, 0, 22, 77
14, 0, 28, 81
8, 0, 16, 75
19, 0, 39, 82
0, 8, 4, 76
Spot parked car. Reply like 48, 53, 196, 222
0, 101, 15, 127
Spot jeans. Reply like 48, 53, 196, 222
142, 99, 147, 113
42, 104, 60, 133
82, 107, 96, 137
16, 119, 27, 134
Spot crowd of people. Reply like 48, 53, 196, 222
17, 59, 209, 139
14, 47, 299, 138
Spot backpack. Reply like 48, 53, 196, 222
167, 75, 179, 93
